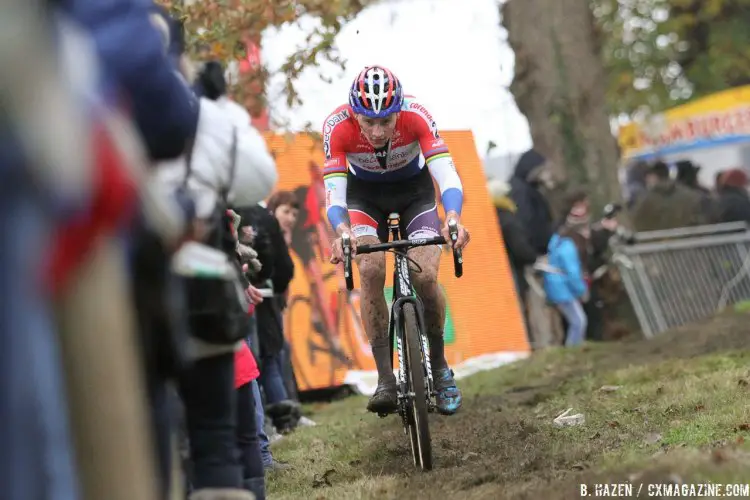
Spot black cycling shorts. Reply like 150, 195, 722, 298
346, 167, 441, 242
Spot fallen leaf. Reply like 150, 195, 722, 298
645, 432, 662, 444
739, 379, 749, 387
571, 463, 586, 470
461, 452, 479, 461
599, 385, 622, 392
553, 408, 585, 427
695, 404, 706, 411
735, 423, 750, 432
608, 421, 620, 428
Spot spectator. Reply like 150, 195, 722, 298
266, 192, 316, 425
585, 205, 622, 341
543, 190, 590, 347
66, 0, 200, 161
158, 52, 277, 500
714, 170, 727, 194
271, 192, 300, 246
623, 160, 649, 210
675, 160, 710, 195
487, 178, 537, 307
675, 159, 715, 217
715, 169, 750, 224
234, 301, 266, 499
509, 149, 555, 255
236, 193, 299, 434
631, 161, 710, 232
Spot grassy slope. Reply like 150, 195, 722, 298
268, 312, 750, 499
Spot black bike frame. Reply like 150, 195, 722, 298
384, 217, 434, 414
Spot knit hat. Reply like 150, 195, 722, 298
721, 169, 748, 189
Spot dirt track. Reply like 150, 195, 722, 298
270, 312, 750, 499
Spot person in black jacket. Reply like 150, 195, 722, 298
509, 149, 555, 255
488, 179, 537, 298
235, 196, 298, 433
716, 169, 750, 224
489, 179, 538, 344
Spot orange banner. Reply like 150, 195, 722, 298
263, 130, 530, 393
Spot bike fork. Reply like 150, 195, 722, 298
412, 298, 435, 410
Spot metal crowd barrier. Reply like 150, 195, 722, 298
613, 222, 750, 338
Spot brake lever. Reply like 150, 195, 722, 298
342, 233, 354, 290
447, 219, 463, 278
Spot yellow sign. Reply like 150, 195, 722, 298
262, 130, 530, 393
618, 85, 750, 160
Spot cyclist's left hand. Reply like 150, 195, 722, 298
442, 211, 470, 250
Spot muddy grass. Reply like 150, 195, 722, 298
267, 311, 750, 499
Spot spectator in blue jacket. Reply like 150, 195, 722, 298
543, 190, 590, 347
61, 0, 199, 160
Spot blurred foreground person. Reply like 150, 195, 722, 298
1, 2, 169, 500
156, 54, 277, 500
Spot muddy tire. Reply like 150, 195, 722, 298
402, 302, 432, 470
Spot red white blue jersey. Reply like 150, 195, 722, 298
321, 96, 463, 229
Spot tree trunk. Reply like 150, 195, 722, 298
502, 0, 621, 212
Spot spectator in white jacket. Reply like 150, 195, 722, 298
154, 84, 277, 225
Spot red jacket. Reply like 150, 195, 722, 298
235, 302, 260, 388
235, 341, 260, 389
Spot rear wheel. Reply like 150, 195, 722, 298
401, 302, 433, 471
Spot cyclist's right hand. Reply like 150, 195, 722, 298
330, 228, 356, 264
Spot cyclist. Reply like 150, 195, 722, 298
324, 65, 470, 415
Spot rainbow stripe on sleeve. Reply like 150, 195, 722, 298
323, 164, 348, 179
424, 147, 451, 164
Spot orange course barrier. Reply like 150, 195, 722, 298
263, 130, 530, 394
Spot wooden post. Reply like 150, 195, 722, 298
55, 237, 160, 500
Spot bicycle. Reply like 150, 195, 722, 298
341, 213, 463, 471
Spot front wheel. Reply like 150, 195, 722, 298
401, 302, 432, 471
